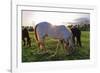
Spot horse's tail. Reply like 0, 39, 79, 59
34, 24, 39, 41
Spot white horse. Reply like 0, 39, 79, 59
34, 22, 74, 55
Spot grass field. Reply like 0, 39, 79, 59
22, 31, 90, 62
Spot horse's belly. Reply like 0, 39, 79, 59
48, 31, 63, 40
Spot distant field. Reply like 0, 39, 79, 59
22, 31, 90, 62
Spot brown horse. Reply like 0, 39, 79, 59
22, 27, 31, 47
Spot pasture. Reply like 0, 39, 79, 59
22, 31, 90, 62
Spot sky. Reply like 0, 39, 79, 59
22, 10, 90, 27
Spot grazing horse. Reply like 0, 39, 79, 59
34, 22, 74, 55
22, 27, 31, 47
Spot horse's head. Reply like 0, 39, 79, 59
64, 37, 75, 55
68, 37, 75, 55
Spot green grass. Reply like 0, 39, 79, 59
22, 31, 90, 62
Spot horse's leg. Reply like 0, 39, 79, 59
48, 40, 60, 58
56, 41, 59, 53
37, 38, 47, 53
23, 38, 25, 46
76, 36, 82, 47
52, 40, 60, 56
38, 41, 48, 54
37, 41, 43, 53
29, 39, 31, 47
63, 42, 70, 55
68, 38, 75, 55
72, 35, 75, 44
27, 38, 29, 46
63, 38, 74, 55
60, 40, 68, 55
39, 41, 45, 50
27, 37, 31, 47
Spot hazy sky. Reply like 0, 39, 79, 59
22, 11, 90, 26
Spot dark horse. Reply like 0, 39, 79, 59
22, 27, 31, 47
71, 25, 82, 47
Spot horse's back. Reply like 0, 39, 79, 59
36, 22, 51, 29
56, 25, 72, 39
36, 22, 51, 32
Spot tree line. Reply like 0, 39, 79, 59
22, 23, 90, 32
68, 24, 90, 31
